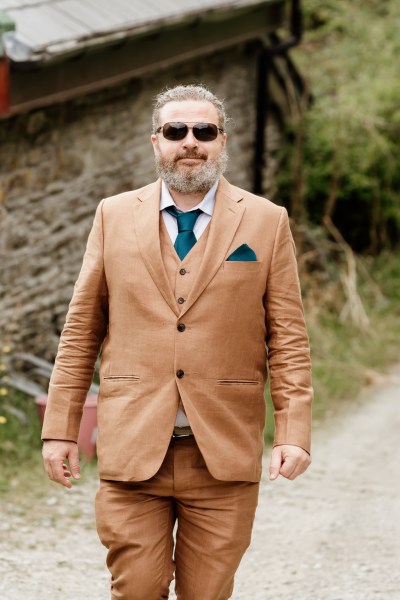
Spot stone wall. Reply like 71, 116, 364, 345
0, 42, 279, 358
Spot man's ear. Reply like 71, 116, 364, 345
151, 134, 158, 151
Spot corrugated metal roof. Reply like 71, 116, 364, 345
1, 0, 283, 62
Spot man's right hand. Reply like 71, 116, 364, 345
42, 440, 81, 488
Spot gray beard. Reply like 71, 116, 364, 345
155, 148, 228, 194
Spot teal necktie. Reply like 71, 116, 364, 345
165, 206, 202, 260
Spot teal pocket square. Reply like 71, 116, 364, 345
226, 244, 257, 261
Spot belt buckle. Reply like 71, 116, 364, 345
173, 425, 193, 438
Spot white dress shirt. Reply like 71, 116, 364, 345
160, 179, 218, 241
160, 179, 218, 427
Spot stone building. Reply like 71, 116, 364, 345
0, 0, 303, 358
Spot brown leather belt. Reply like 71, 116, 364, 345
173, 425, 194, 438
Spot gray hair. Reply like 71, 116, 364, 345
152, 84, 227, 132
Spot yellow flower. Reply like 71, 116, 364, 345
0, 416, 7, 425
0, 388, 8, 396
2, 346, 11, 353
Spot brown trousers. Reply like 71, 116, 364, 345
95, 436, 259, 600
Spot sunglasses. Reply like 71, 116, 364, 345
156, 122, 224, 142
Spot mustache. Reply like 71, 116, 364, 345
174, 151, 208, 161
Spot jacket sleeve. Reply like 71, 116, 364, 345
41, 200, 109, 442
265, 207, 313, 454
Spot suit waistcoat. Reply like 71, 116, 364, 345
159, 215, 211, 420
159, 215, 211, 311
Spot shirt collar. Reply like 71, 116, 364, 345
160, 179, 218, 216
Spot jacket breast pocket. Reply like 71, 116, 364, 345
222, 261, 262, 272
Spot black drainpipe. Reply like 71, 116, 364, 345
253, 0, 303, 195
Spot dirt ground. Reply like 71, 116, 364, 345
1, 369, 399, 600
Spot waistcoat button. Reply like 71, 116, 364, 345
176, 370, 185, 378
179, 268, 186, 275
177, 323, 186, 332
177, 297, 185, 304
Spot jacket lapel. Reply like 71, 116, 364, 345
179, 177, 245, 317
133, 180, 180, 317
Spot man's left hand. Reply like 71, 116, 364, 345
269, 444, 311, 481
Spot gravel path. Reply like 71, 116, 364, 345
1, 369, 399, 600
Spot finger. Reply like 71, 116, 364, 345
269, 446, 283, 480
287, 466, 302, 480
44, 455, 57, 483
279, 456, 297, 479
286, 463, 305, 480
42, 448, 53, 481
49, 460, 72, 488
289, 457, 311, 480
44, 461, 53, 482
67, 444, 81, 480
281, 454, 311, 480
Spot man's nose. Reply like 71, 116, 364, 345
182, 129, 198, 148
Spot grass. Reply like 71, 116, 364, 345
0, 388, 43, 493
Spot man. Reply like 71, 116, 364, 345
42, 84, 313, 600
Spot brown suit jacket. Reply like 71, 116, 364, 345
42, 177, 313, 482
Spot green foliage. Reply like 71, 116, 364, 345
0, 348, 43, 492
0, 390, 42, 452
0, 391, 43, 492
277, 0, 400, 251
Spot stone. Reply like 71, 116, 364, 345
26, 111, 47, 136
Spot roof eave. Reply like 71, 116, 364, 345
6, 0, 285, 66
3, 0, 286, 117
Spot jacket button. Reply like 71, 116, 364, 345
179, 268, 186, 275
177, 297, 185, 304
177, 323, 186, 332
176, 370, 185, 378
